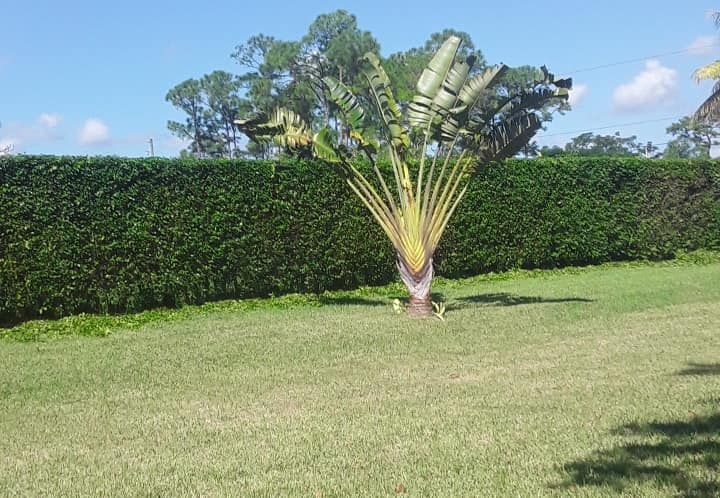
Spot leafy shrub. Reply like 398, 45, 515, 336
1, 155, 718, 324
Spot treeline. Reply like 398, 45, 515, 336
165, 10, 568, 158
539, 117, 720, 159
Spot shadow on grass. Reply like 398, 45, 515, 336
318, 292, 449, 307
318, 292, 594, 310
454, 293, 593, 307
677, 363, 720, 376
317, 295, 401, 307
555, 411, 720, 497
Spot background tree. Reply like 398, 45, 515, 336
640, 141, 661, 159
663, 116, 720, 158
166, 72, 251, 157
538, 144, 565, 157
564, 131, 642, 156
166, 78, 208, 157
298, 10, 380, 141
232, 35, 315, 124
201, 71, 251, 157
231, 11, 379, 138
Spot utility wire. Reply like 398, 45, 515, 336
562, 41, 720, 75
537, 42, 720, 146
538, 116, 682, 138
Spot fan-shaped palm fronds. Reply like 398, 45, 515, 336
694, 63, 720, 122
693, 12, 720, 123
234, 36, 570, 317
234, 108, 313, 156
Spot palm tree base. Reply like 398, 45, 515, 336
397, 257, 434, 319
407, 296, 434, 318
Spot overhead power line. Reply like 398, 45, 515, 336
562, 41, 720, 75
538, 116, 682, 138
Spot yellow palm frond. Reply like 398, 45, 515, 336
693, 61, 720, 82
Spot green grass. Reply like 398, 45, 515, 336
1, 258, 719, 496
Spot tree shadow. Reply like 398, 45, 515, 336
317, 292, 593, 311
454, 292, 593, 307
317, 295, 395, 307
317, 292, 447, 307
677, 363, 720, 376
555, 410, 720, 497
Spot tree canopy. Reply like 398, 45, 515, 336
166, 10, 569, 158
663, 116, 720, 159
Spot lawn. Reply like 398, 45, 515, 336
1, 260, 719, 497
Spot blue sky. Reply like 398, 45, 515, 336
2, 0, 720, 156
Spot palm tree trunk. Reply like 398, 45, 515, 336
397, 257, 434, 318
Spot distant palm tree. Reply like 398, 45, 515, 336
694, 11, 720, 122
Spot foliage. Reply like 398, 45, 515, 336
168, 11, 567, 158
664, 116, 720, 158
166, 72, 251, 158
229, 10, 379, 146
563, 131, 644, 156
1, 155, 719, 324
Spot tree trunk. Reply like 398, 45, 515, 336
397, 257, 434, 318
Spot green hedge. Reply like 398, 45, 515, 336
1, 156, 718, 324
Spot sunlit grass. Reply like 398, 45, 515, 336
1, 257, 719, 496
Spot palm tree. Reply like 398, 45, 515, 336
236, 36, 570, 317
694, 11, 720, 122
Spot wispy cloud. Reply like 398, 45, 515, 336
568, 84, 588, 107
0, 113, 65, 151
688, 35, 719, 56
38, 113, 62, 129
613, 60, 677, 112
78, 118, 110, 145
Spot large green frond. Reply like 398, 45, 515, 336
457, 64, 509, 109
694, 82, 720, 123
312, 127, 344, 164
474, 113, 543, 161
235, 108, 313, 154
407, 36, 472, 136
361, 52, 409, 151
322, 76, 366, 130
497, 87, 570, 119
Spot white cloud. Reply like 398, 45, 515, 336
688, 35, 719, 55
568, 84, 588, 107
0, 118, 61, 150
612, 60, 678, 112
78, 118, 110, 145
38, 113, 61, 129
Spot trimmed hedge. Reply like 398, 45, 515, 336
1, 156, 718, 324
